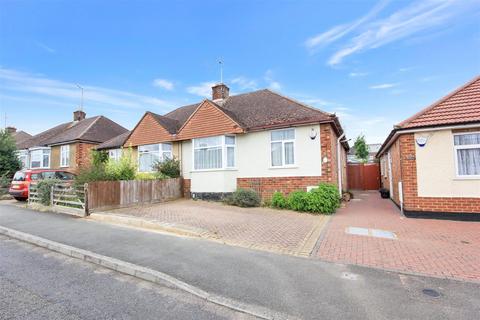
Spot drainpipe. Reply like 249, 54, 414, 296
337, 133, 345, 195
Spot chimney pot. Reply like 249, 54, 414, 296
6, 126, 16, 134
73, 110, 86, 121
212, 83, 229, 100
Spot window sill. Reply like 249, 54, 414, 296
269, 165, 298, 170
191, 168, 238, 173
453, 176, 480, 180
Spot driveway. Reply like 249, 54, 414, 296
315, 191, 480, 282
96, 199, 329, 256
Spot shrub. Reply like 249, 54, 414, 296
287, 190, 309, 211
74, 164, 108, 188
91, 150, 109, 166
154, 158, 180, 178
135, 172, 168, 180
225, 189, 261, 208
105, 151, 137, 181
0, 129, 21, 179
36, 179, 61, 206
271, 192, 288, 209
304, 183, 340, 214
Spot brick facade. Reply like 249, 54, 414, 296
183, 178, 191, 198
385, 133, 480, 214
75, 142, 96, 170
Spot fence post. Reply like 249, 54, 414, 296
84, 183, 89, 216
50, 185, 54, 207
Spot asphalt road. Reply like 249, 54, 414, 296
0, 235, 255, 320
1, 203, 480, 320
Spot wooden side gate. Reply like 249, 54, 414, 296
347, 163, 381, 190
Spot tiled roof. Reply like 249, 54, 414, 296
397, 75, 480, 129
11, 131, 32, 148
18, 116, 128, 149
164, 89, 339, 133
96, 131, 131, 150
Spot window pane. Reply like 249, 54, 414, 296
225, 136, 235, 145
194, 147, 222, 169
161, 143, 172, 151
194, 136, 222, 148
43, 172, 56, 179
139, 152, 159, 172
43, 154, 49, 167
227, 147, 235, 167
139, 144, 159, 152
454, 133, 480, 146
162, 151, 172, 160
284, 142, 294, 165
271, 142, 282, 166
457, 148, 480, 175
271, 129, 294, 141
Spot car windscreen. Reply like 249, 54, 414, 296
12, 171, 25, 181
55, 171, 75, 180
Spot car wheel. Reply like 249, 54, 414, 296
14, 197, 27, 201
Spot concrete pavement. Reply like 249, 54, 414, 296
0, 235, 255, 320
1, 203, 479, 320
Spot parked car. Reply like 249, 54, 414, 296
9, 169, 76, 201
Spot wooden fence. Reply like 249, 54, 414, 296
86, 178, 182, 213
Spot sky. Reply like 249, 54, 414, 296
1, 0, 479, 144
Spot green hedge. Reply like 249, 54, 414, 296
271, 183, 340, 214
224, 188, 261, 207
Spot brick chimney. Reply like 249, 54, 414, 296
212, 83, 229, 100
6, 126, 16, 134
73, 110, 86, 121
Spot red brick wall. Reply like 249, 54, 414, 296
398, 133, 480, 213
75, 142, 96, 170
237, 176, 332, 200
321, 124, 335, 182
183, 178, 191, 198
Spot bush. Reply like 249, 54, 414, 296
91, 150, 109, 166
154, 158, 180, 178
36, 179, 61, 206
104, 150, 137, 181
271, 192, 288, 209
287, 190, 309, 211
225, 189, 261, 208
0, 129, 21, 179
74, 164, 108, 188
135, 172, 168, 180
304, 183, 340, 214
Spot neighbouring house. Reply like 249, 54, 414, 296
347, 143, 382, 163
16, 110, 128, 172
110, 83, 349, 200
376, 75, 480, 219
96, 131, 131, 160
6, 127, 32, 149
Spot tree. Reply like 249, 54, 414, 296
0, 129, 21, 179
354, 134, 369, 163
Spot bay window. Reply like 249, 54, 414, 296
138, 143, 172, 172
193, 135, 236, 170
454, 132, 480, 177
30, 148, 50, 169
60, 145, 70, 167
16, 150, 29, 169
271, 128, 295, 167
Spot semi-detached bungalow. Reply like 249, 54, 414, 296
98, 83, 349, 200
17, 110, 128, 173
377, 75, 480, 220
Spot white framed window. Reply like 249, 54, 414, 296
271, 128, 295, 167
16, 150, 29, 169
454, 132, 480, 178
30, 148, 50, 169
108, 149, 122, 162
138, 143, 172, 172
60, 145, 70, 167
193, 135, 236, 170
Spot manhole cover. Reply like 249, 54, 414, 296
422, 288, 440, 297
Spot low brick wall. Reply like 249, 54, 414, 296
237, 176, 333, 200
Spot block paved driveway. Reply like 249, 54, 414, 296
107, 199, 329, 256
315, 191, 480, 282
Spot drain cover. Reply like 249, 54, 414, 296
422, 288, 440, 297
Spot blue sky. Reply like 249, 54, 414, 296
1, 0, 479, 143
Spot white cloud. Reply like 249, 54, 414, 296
231, 77, 258, 91
186, 81, 216, 97
369, 83, 397, 89
35, 41, 56, 54
305, 0, 388, 50
349, 72, 368, 77
264, 70, 282, 91
152, 78, 174, 90
0, 67, 173, 111
315, 0, 478, 65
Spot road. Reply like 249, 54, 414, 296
0, 235, 255, 320
1, 203, 480, 319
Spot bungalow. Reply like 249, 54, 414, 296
108, 83, 349, 200
377, 75, 480, 220
17, 110, 128, 172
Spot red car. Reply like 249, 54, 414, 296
9, 169, 76, 201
